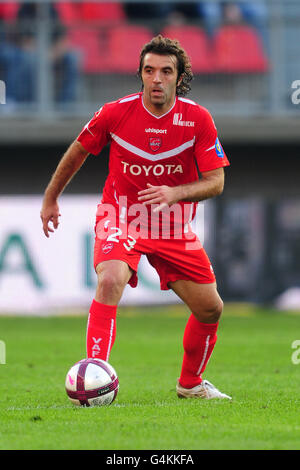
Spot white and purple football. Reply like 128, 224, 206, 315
65, 358, 119, 406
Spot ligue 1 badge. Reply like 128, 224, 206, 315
215, 137, 224, 158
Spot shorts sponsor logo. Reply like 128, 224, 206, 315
149, 137, 162, 152
102, 242, 114, 254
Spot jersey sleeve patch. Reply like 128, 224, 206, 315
215, 137, 224, 158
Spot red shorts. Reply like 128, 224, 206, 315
93, 217, 216, 290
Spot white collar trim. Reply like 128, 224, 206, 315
141, 94, 176, 119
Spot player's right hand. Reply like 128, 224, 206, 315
40, 200, 61, 238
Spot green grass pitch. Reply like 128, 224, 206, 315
0, 303, 300, 450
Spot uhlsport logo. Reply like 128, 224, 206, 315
145, 128, 167, 134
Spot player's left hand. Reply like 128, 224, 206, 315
40, 199, 61, 238
137, 183, 180, 213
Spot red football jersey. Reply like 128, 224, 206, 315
77, 92, 229, 236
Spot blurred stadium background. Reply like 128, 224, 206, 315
0, 0, 300, 314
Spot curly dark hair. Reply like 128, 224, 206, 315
138, 35, 193, 96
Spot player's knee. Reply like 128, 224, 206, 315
96, 271, 126, 301
215, 298, 224, 319
194, 298, 223, 323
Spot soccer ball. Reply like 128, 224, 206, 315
65, 358, 119, 407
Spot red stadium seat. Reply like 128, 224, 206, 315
161, 26, 215, 73
213, 25, 269, 73
0, 2, 19, 21
107, 25, 153, 73
66, 28, 108, 73
55, 2, 78, 25
58, 2, 127, 73
77, 1, 126, 23
56, 1, 126, 26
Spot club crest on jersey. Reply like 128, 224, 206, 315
149, 137, 162, 152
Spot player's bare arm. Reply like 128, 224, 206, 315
138, 168, 224, 211
40, 140, 89, 237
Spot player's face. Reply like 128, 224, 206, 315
141, 53, 181, 115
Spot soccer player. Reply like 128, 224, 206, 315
40, 35, 231, 400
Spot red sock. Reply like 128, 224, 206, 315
86, 299, 117, 361
179, 314, 219, 389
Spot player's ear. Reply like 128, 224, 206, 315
176, 74, 183, 94
177, 74, 183, 86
